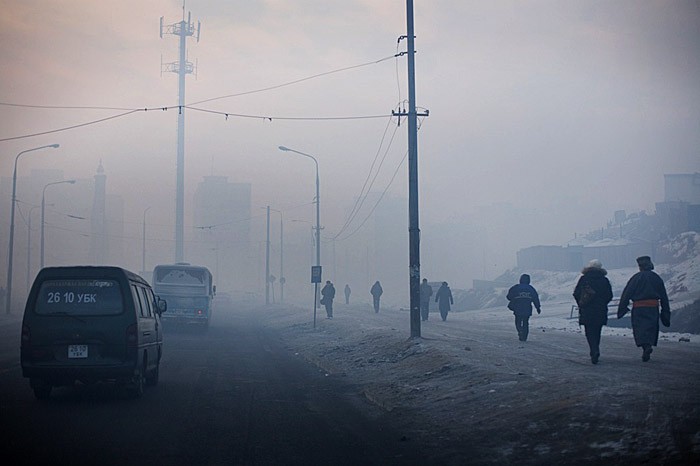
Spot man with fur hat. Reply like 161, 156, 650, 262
506, 274, 542, 342
618, 256, 671, 362
573, 259, 613, 364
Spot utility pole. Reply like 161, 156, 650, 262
161, 4, 201, 263
279, 213, 284, 304
265, 205, 271, 305
394, 0, 429, 338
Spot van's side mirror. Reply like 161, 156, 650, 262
157, 298, 167, 314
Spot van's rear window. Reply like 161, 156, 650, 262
35, 279, 124, 316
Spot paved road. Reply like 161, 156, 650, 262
0, 308, 426, 466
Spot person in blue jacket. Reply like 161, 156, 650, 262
506, 274, 542, 342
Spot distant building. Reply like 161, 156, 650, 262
516, 173, 700, 272
658, 173, 700, 235
192, 176, 252, 291
664, 173, 700, 204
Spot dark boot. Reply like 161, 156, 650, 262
642, 345, 653, 362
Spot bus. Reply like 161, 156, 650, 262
152, 263, 215, 327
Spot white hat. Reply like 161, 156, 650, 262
587, 259, 603, 269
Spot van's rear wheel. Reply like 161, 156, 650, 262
145, 362, 159, 386
127, 363, 145, 398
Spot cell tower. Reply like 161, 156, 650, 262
160, 4, 201, 263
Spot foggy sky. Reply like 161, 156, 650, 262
1, 0, 699, 293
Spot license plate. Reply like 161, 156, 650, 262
68, 345, 88, 359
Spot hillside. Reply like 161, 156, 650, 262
461, 232, 700, 334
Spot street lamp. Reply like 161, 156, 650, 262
41, 179, 76, 269
279, 145, 321, 323
142, 206, 152, 276
278, 146, 320, 269
5, 143, 60, 314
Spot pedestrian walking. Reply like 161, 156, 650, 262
344, 284, 351, 304
370, 281, 383, 313
435, 281, 453, 321
320, 280, 336, 319
506, 274, 541, 342
420, 278, 433, 321
617, 256, 671, 362
573, 259, 613, 364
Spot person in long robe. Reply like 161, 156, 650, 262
618, 256, 670, 362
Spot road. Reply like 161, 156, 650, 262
0, 306, 426, 466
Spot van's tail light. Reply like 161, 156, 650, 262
126, 324, 138, 348
21, 325, 31, 347
197, 309, 203, 315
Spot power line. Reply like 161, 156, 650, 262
0, 105, 392, 142
333, 114, 403, 239
187, 55, 398, 106
0, 109, 146, 142
333, 115, 396, 239
0, 102, 137, 111
185, 105, 390, 122
337, 149, 408, 242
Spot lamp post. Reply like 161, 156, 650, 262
26, 205, 41, 293
5, 143, 60, 314
41, 179, 76, 269
278, 146, 320, 269
142, 206, 152, 276
279, 145, 321, 320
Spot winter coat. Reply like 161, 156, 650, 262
370, 282, 383, 298
573, 266, 613, 327
506, 280, 541, 317
420, 283, 433, 303
321, 284, 335, 303
435, 285, 453, 312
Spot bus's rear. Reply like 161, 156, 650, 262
152, 264, 213, 327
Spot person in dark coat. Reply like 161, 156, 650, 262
420, 278, 433, 321
617, 256, 670, 362
370, 281, 383, 313
506, 274, 541, 342
573, 259, 613, 364
321, 280, 336, 319
434, 282, 453, 321
344, 284, 351, 304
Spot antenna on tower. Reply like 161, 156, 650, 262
160, 5, 202, 263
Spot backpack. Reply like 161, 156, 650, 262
578, 281, 596, 307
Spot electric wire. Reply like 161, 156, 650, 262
332, 114, 398, 239
187, 54, 397, 106
337, 149, 408, 242
333, 114, 403, 239
0, 109, 145, 142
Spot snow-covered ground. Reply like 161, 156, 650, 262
248, 235, 700, 465
246, 292, 700, 465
